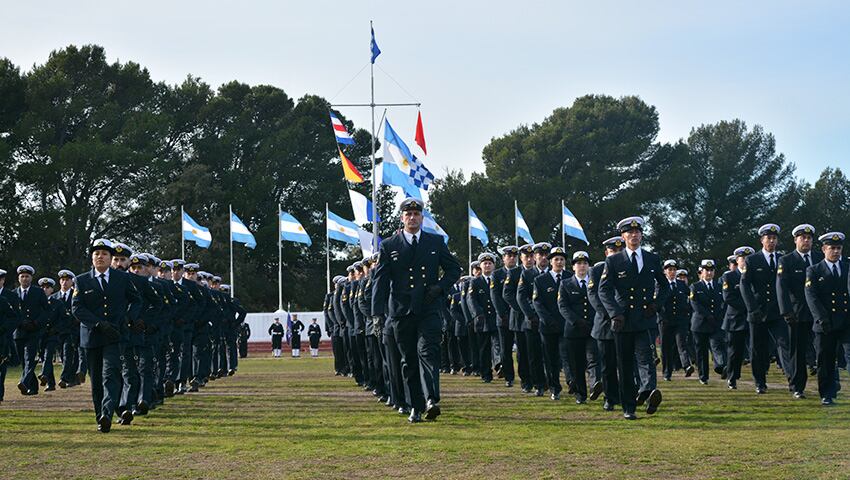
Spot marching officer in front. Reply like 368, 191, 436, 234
658, 260, 694, 381
804, 232, 849, 405
588, 236, 624, 411
467, 252, 499, 384
55, 270, 78, 389
502, 244, 531, 392
491, 246, 519, 387
72, 239, 142, 433
689, 260, 725, 384
723, 247, 753, 389
14, 265, 50, 396
741, 223, 794, 394
517, 242, 550, 396
371, 197, 462, 423
558, 250, 601, 404
37, 277, 63, 391
599, 217, 667, 419
777, 224, 823, 399
532, 246, 569, 401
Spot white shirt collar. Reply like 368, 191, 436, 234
550, 270, 564, 282
762, 249, 776, 263
575, 274, 589, 284
625, 246, 642, 259
402, 229, 421, 245
826, 259, 841, 275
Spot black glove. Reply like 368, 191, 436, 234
425, 285, 443, 302
97, 322, 121, 343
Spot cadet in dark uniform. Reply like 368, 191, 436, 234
289, 314, 304, 357
689, 260, 725, 384
777, 224, 823, 399
372, 197, 462, 423
308, 319, 322, 357
37, 277, 63, 391
533, 246, 569, 401
14, 265, 50, 396
588, 237, 624, 411
269, 318, 284, 357
72, 239, 142, 432
501, 245, 534, 393
492, 246, 518, 387
599, 217, 667, 419
658, 260, 694, 381
558, 251, 601, 403
740, 223, 794, 394
461, 263, 481, 376
239, 321, 251, 358
517, 242, 550, 396
0, 269, 21, 403
467, 252, 499, 383
723, 247, 753, 389
55, 270, 78, 389
804, 232, 848, 405
449, 279, 470, 374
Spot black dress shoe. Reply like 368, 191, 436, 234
713, 366, 724, 375
136, 401, 149, 415
720, 369, 728, 380
589, 381, 603, 401
164, 380, 175, 397
822, 397, 834, 406
408, 410, 422, 423
482, 378, 492, 384
635, 390, 650, 406
119, 410, 134, 425
535, 388, 545, 397
793, 391, 805, 399
38, 374, 47, 386
59, 380, 69, 389
425, 401, 441, 420
77, 373, 86, 384
756, 386, 767, 394
398, 407, 410, 415
602, 400, 615, 411
663, 376, 672, 382
505, 380, 513, 388
624, 412, 637, 420
45, 385, 56, 392
385, 398, 394, 407
17, 382, 27, 395
728, 380, 737, 390
450, 369, 458, 375
575, 395, 587, 404
699, 379, 708, 385
379, 396, 388, 403
334, 371, 341, 376
551, 392, 561, 401
462, 371, 471, 377
645, 389, 662, 415
684, 365, 695, 377
98, 415, 112, 433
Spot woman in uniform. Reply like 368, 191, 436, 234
268, 318, 284, 358
307, 318, 322, 357
289, 315, 305, 358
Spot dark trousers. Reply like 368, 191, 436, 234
87, 343, 121, 420
541, 332, 562, 395
192, 333, 210, 381
514, 330, 530, 389
524, 328, 546, 390
60, 338, 78, 383
468, 328, 480, 372
40, 341, 58, 388
693, 331, 712, 382
137, 344, 154, 407
477, 330, 493, 381
596, 338, 620, 404
613, 330, 650, 414
180, 333, 193, 382
660, 323, 691, 377
346, 333, 364, 382
498, 327, 516, 383
456, 335, 471, 372
0, 362, 5, 400
447, 333, 461, 371
383, 328, 406, 408
120, 344, 141, 411
788, 321, 812, 393
77, 346, 87, 377
166, 330, 183, 382
355, 333, 369, 383
814, 331, 841, 399
15, 337, 39, 393
392, 312, 441, 411
238, 339, 248, 358
367, 335, 385, 395
332, 336, 345, 373
565, 336, 599, 399
750, 320, 793, 388
726, 330, 747, 383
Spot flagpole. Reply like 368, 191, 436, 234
279, 204, 284, 311
326, 202, 331, 296
370, 20, 379, 253
180, 205, 185, 260
561, 199, 566, 248
467, 201, 472, 275
229, 205, 235, 298
514, 200, 519, 246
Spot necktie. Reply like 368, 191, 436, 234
580, 279, 586, 290
832, 264, 839, 278
411, 234, 418, 250
670, 282, 675, 291
556, 273, 561, 284
804, 254, 811, 267
707, 282, 712, 291
99, 273, 108, 291
21, 289, 26, 301
769, 253, 776, 271
631, 251, 638, 272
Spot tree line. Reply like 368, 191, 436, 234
1, 45, 847, 311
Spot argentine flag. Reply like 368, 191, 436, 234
327, 210, 360, 245
423, 209, 449, 244
230, 212, 257, 249
468, 206, 489, 247
183, 211, 212, 248
280, 212, 312, 246
381, 119, 423, 200
515, 205, 534, 244
562, 204, 589, 245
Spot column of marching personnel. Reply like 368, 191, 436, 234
0, 238, 249, 433
324, 200, 850, 422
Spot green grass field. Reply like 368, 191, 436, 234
2, 356, 850, 479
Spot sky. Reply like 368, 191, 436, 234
3, 1, 849, 184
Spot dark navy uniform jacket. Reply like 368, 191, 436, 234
323, 293, 334, 337
371, 230, 462, 319
740, 250, 781, 323
599, 248, 669, 333
450, 285, 467, 337
517, 266, 545, 331
13, 285, 49, 340
689, 280, 723, 333
587, 262, 614, 341
658, 279, 690, 327
805, 259, 850, 334
72, 268, 142, 349
532, 270, 567, 336
721, 270, 748, 332
502, 266, 524, 332
777, 250, 823, 324
489, 267, 510, 329
558, 274, 593, 339
467, 275, 497, 333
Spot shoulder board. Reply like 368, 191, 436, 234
777, 266, 783, 275
722, 282, 728, 290
805, 279, 812, 288
689, 291, 694, 300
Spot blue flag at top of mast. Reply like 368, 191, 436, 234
370, 24, 381, 64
